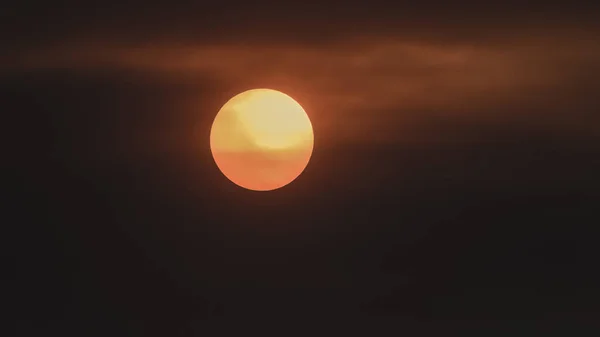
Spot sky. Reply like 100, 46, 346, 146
5, 1, 600, 335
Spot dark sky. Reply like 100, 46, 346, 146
5, 1, 600, 335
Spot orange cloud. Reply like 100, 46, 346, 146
5, 34, 598, 144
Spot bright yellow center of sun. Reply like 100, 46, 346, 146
232, 90, 311, 150
210, 88, 314, 191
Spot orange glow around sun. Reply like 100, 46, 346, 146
210, 88, 314, 191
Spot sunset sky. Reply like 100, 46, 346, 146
4, 2, 600, 147
5, 1, 600, 335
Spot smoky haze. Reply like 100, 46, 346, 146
4, 1, 600, 335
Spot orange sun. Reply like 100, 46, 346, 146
210, 88, 314, 191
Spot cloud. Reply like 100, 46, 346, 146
3, 31, 599, 145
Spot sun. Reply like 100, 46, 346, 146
210, 88, 314, 191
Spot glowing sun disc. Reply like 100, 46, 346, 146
210, 88, 314, 191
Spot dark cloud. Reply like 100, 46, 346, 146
2, 1, 599, 50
